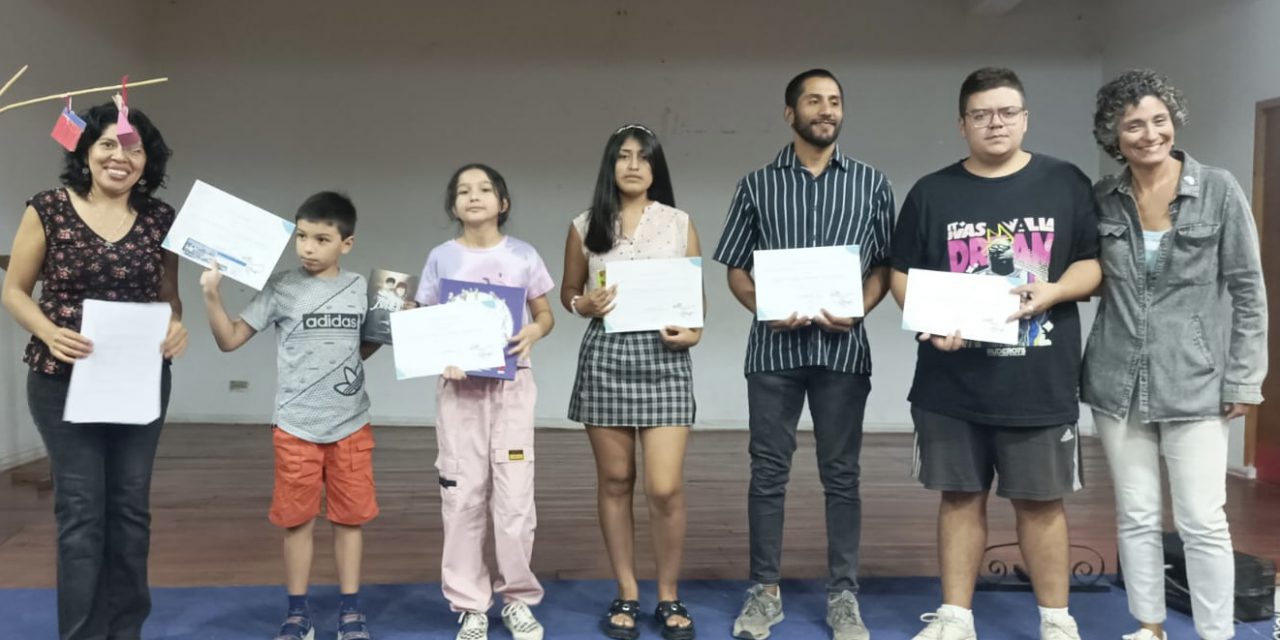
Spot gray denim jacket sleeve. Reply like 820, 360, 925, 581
1218, 171, 1268, 404
1081, 151, 1267, 421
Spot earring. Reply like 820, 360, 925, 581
139, 178, 147, 187
81, 167, 89, 175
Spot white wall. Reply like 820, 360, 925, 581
115, 0, 1107, 430
0, 0, 152, 468
2, 0, 1269, 466
1101, 0, 1280, 470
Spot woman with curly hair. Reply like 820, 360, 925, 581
1082, 69, 1267, 640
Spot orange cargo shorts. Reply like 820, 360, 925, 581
269, 424, 379, 528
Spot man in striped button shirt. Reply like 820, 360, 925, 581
713, 68, 895, 640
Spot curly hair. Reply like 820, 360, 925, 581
1093, 69, 1188, 163
59, 102, 172, 206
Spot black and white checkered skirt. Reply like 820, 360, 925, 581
567, 319, 696, 427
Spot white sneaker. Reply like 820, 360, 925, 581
501, 601, 544, 640
912, 609, 976, 640
456, 611, 488, 640
1121, 630, 1166, 640
1040, 614, 1081, 640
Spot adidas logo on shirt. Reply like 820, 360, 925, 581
302, 313, 362, 330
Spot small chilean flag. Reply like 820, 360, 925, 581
50, 105, 86, 152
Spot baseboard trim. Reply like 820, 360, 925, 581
0, 445, 47, 473
1229, 465, 1257, 479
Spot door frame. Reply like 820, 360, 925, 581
1246, 97, 1280, 469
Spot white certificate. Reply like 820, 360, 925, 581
389, 302, 508, 380
753, 245, 864, 321
162, 180, 296, 290
604, 257, 703, 333
64, 300, 170, 425
901, 268, 1021, 345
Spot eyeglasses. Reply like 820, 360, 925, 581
965, 107, 1026, 128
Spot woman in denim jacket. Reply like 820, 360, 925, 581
1083, 69, 1267, 640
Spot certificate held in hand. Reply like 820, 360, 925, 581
753, 245, 863, 321
389, 304, 507, 380
604, 257, 703, 334
439, 279, 526, 380
64, 300, 171, 425
901, 268, 1021, 345
162, 180, 296, 291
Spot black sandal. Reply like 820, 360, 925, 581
654, 600, 696, 640
602, 599, 640, 639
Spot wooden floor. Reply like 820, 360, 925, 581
2, 424, 1279, 589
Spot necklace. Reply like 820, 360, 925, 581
98, 209, 134, 245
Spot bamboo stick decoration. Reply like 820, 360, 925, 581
0, 65, 28, 99
0, 76, 168, 114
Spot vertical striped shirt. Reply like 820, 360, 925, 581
713, 144, 894, 375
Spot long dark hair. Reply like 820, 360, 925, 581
584, 125, 675, 254
60, 102, 171, 207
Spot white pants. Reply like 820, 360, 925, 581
1094, 408, 1235, 640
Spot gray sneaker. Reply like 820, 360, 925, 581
827, 591, 870, 640
732, 584, 784, 639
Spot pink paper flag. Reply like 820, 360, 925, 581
114, 77, 141, 149
51, 105, 86, 152
115, 106, 140, 148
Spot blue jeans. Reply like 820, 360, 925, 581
27, 365, 171, 640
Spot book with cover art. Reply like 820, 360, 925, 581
439, 278, 525, 380
362, 269, 419, 345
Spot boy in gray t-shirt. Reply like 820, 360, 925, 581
201, 192, 380, 640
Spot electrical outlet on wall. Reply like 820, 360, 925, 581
229, 380, 249, 392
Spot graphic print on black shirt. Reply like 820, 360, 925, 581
890, 153, 1100, 427
946, 215, 1055, 354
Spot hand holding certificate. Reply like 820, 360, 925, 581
439, 279, 527, 380
604, 257, 703, 333
389, 303, 508, 380
163, 180, 296, 291
64, 301, 171, 424
753, 245, 864, 321
901, 269, 1021, 345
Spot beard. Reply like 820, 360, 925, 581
792, 117, 841, 148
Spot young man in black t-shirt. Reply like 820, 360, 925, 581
889, 68, 1100, 640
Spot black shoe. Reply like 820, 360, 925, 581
602, 599, 640, 639
655, 600, 696, 640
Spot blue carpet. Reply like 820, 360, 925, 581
0, 578, 1273, 639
